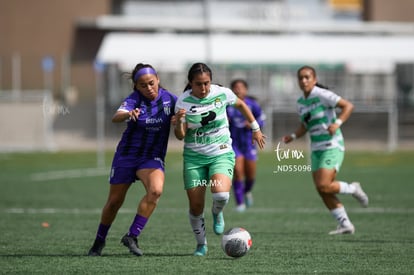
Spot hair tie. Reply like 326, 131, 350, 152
133, 67, 157, 82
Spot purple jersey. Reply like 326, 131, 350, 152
112, 88, 177, 167
227, 96, 265, 159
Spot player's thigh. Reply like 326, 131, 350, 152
137, 168, 165, 195
312, 168, 339, 194
234, 156, 245, 180
184, 162, 209, 190
312, 168, 336, 186
209, 153, 235, 192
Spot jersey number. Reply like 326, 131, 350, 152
200, 111, 216, 126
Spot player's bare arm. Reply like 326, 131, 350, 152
112, 108, 140, 123
327, 98, 354, 135
234, 98, 266, 149
174, 108, 187, 140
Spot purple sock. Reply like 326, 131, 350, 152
96, 223, 111, 241
128, 214, 148, 237
245, 179, 255, 193
233, 180, 245, 205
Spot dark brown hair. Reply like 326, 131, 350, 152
183, 62, 212, 92
297, 65, 329, 89
230, 79, 248, 90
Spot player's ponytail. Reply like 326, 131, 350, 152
315, 82, 329, 89
182, 84, 191, 93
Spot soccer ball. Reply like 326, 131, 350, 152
221, 227, 252, 258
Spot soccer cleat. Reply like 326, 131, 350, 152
329, 224, 355, 235
88, 239, 105, 256
121, 234, 143, 256
351, 182, 369, 208
212, 211, 225, 235
235, 204, 246, 213
245, 192, 254, 208
193, 244, 208, 256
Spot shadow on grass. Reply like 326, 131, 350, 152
0, 252, 241, 260
0, 252, 193, 258
336, 239, 414, 244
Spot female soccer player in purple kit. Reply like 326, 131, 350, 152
227, 79, 265, 212
88, 63, 177, 256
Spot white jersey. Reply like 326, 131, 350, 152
296, 86, 344, 152
175, 84, 237, 157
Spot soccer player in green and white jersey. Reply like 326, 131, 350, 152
283, 65, 369, 235
174, 63, 265, 256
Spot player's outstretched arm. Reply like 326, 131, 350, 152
112, 108, 140, 123
234, 98, 266, 149
252, 130, 266, 149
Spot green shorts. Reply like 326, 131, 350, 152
311, 148, 344, 172
183, 152, 235, 190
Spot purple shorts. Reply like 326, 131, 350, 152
233, 145, 258, 161
109, 157, 165, 184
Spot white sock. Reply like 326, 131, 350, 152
338, 181, 356, 194
189, 212, 206, 245
212, 192, 230, 215
330, 206, 353, 227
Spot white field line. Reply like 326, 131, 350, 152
3, 207, 414, 215
30, 168, 108, 181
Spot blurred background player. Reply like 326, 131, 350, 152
88, 63, 177, 256
282, 65, 368, 235
174, 63, 265, 256
227, 79, 265, 212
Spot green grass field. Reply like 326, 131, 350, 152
1, 149, 413, 274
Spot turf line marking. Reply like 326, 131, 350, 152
30, 168, 108, 181
3, 207, 414, 214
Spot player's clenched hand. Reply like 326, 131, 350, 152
174, 109, 186, 125
327, 123, 339, 136
282, 135, 293, 144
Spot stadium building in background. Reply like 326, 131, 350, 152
1, 0, 414, 151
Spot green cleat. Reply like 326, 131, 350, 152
193, 244, 208, 256
212, 211, 225, 235
245, 192, 254, 208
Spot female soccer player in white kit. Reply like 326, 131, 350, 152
282, 65, 369, 235
174, 63, 265, 255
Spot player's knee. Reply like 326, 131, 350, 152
212, 192, 230, 203
147, 189, 163, 203
316, 184, 333, 194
